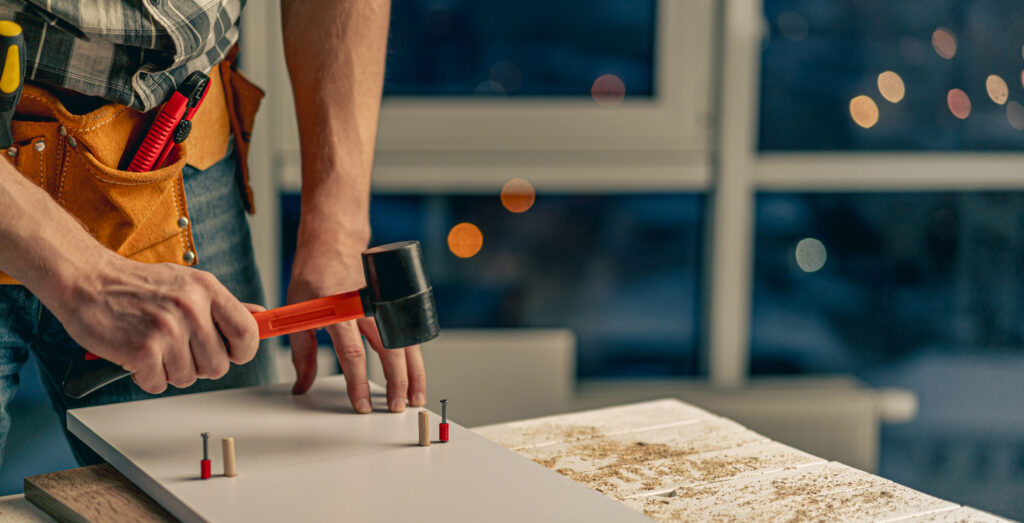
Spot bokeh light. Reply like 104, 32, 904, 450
447, 223, 483, 258
795, 238, 827, 273
591, 74, 626, 107
931, 28, 957, 59
500, 178, 536, 213
877, 71, 905, 103
947, 89, 971, 119
849, 95, 879, 128
777, 11, 808, 41
986, 75, 1008, 105
1007, 101, 1024, 130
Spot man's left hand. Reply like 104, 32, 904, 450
287, 239, 426, 413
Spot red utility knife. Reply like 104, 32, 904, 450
127, 71, 210, 172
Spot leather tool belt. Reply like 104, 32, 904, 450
0, 46, 263, 285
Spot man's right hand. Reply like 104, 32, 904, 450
45, 254, 262, 394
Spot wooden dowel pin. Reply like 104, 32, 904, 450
222, 437, 238, 477
418, 410, 430, 447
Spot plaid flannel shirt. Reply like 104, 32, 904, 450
0, 0, 244, 112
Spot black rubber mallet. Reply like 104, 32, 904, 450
63, 241, 439, 398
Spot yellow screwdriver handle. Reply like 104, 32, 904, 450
0, 20, 24, 148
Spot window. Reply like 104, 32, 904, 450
749, 192, 1024, 517
271, 1, 714, 378
752, 1, 1024, 517
282, 193, 704, 378
385, 0, 656, 98
760, 0, 1024, 151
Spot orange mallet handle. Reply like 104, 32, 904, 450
252, 289, 367, 339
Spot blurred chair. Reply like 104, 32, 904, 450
368, 329, 576, 427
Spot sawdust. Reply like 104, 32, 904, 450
515, 424, 601, 447
530, 437, 765, 500
634, 468, 903, 522
778, 488, 897, 523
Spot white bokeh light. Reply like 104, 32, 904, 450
795, 238, 827, 273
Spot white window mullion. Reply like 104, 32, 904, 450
705, 0, 764, 388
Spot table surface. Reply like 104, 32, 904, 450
6, 394, 1012, 522
65, 376, 646, 523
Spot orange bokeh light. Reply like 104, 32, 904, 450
931, 28, 957, 59
447, 223, 483, 259
947, 89, 971, 119
500, 178, 536, 213
849, 95, 879, 128
591, 74, 626, 107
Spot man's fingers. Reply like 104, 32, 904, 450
165, 340, 198, 388
379, 346, 408, 412
357, 318, 411, 412
129, 355, 169, 394
207, 280, 260, 365
242, 302, 266, 313
190, 320, 231, 379
327, 322, 372, 414
403, 345, 426, 406
289, 329, 319, 395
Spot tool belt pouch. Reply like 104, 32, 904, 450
0, 52, 262, 285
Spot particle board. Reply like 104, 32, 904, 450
473, 398, 714, 450
67, 376, 649, 523
481, 398, 1009, 522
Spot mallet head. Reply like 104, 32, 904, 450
361, 241, 440, 349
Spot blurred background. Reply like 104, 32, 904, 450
4, 0, 1024, 519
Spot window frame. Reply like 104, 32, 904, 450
243, 0, 1019, 386
269, 0, 718, 193
708, 0, 1024, 388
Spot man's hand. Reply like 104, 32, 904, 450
281, 1, 415, 412
46, 254, 262, 394
287, 240, 426, 413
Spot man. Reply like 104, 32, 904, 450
0, 0, 425, 465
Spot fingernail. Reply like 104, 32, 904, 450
389, 398, 406, 412
356, 398, 372, 413
412, 393, 425, 406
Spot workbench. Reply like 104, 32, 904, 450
474, 399, 1009, 522
6, 396, 1010, 522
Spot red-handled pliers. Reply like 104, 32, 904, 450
127, 71, 211, 172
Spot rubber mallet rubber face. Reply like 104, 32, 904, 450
363, 241, 440, 349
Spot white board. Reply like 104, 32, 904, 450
68, 376, 648, 523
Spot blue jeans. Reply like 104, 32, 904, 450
0, 144, 276, 466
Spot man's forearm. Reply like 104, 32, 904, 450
0, 161, 106, 303
281, 0, 391, 251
